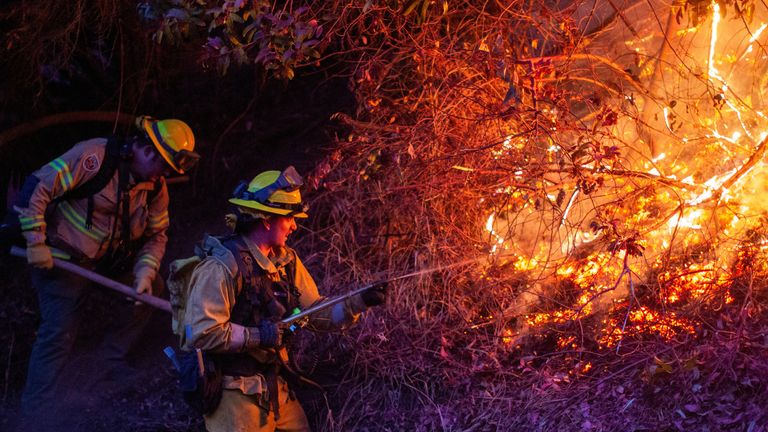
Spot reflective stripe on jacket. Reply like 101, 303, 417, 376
15, 138, 169, 280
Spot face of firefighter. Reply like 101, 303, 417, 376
265, 215, 297, 248
131, 141, 171, 182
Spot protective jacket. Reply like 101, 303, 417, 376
15, 138, 169, 280
183, 234, 366, 399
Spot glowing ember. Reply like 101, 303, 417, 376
599, 306, 696, 347
657, 262, 733, 305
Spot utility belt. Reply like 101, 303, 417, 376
216, 351, 280, 377
94, 243, 136, 275
47, 240, 136, 276
172, 348, 292, 419
171, 343, 319, 420
216, 351, 287, 419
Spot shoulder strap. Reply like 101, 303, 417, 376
223, 236, 289, 325
117, 151, 132, 250
198, 234, 242, 277
146, 178, 163, 205
57, 136, 126, 202
280, 249, 298, 288
221, 236, 255, 288
52, 136, 132, 230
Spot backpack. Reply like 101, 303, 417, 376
166, 234, 240, 345
165, 234, 239, 416
167, 255, 203, 342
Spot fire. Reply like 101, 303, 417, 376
478, 1, 768, 353
501, 328, 514, 345
599, 306, 696, 347
667, 208, 704, 231
708, 2, 723, 84
485, 213, 505, 254
685, 170, 737, 206
657, 262, 732, 305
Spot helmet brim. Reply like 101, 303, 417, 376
229, 198, 308, 218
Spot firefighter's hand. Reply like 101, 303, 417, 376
22, 230, 53, 270
133, 267, 154, 297
361, 282, 388, 307
26, 243, 53, 270
243, 321, 287, 351
257, 320, 283, 348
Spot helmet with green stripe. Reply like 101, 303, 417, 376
136, 115, 200, 174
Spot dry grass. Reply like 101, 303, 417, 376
289, 1, 768, 430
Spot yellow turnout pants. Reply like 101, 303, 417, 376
204, 379, 310, 432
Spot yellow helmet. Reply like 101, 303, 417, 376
229, 166, 308, 218
136, 115, 200, 174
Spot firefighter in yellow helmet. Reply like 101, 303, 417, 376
181, 167, 386, 431
14, 115, 199, 425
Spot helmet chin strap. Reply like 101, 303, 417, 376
127, 141, 168, 182
241, 222, 278, 256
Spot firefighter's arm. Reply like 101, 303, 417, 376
183, 259, 240, 352
294, 253, 366, 331
182, 259, 281, 352
132, 178, 169, 288
15, 140, 106, 266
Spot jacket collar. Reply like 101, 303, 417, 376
239, 235, 293, 273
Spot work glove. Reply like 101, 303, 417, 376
244, 320, 283, 350
133, 267, 154, 297
257, 320, 283, 348
22, 230, 53, 270
361, 281, 388, 307
26, 243, 54, 270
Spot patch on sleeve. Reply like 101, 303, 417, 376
82, 154, 100, 172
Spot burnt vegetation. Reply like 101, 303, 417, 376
2, 0, 768, 430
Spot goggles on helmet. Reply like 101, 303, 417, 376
232, 166, 307, 216
173, 149, 201, 172
144, 122, 200, 172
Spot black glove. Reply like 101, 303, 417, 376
361, 282, 388, 307
257, 320, 282, 348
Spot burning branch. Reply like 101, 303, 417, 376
719, 135, 768, 192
